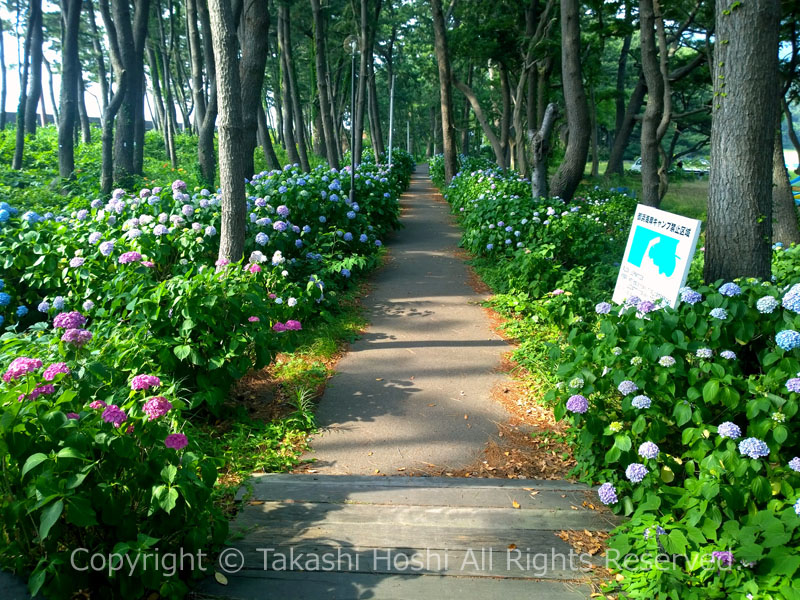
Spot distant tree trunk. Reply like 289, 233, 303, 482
430, 0, 458, 184
549, 0, 590, 202
0, 17, 6, 130
310, 0, 339, 168
257, 103, 281, 170
499, 63, 511, 168
58, 0, 82, 178
238, 0, 271, 179
186, 0, 206, 129
530, 102, 557, 199
281, 5, 309, 171
460, 64, 472, 155
525, 0, 539, 130
704, 0, 779, 282
536, 56, 553, 129
101, 76, 127, 193
605, 75, 645, 177
368, 60, 384, 160
277, 5, 301, 166
86, 0, 109, 113
78, 77, 91, 143
613, 2, 632, 152
783, 96, 800, 176
12, 0, 35, 169
772, 113, 800, 245
44, 57, 58, 123
352, 0, 381, 168
196, 0, 218, 186
208, 0, 246, 262
24, 0, 43, 135
589, 86, 599, 177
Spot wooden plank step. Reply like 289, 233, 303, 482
233, 502, 619, 533
192, 570, 592, 599
241, 480, 594, 510
222, 543, 604, 579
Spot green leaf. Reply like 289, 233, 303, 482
774, 425, 788, 444
28, 568, 47, 596
614, 435, 632, 452
56, 447, 84, 460
702, 379, 720, 404
161, 464, 178, 484
22, 453, 49, 478
174, 345, 191, 360
665, 529, 688, 554
38, 500, 64, 542
751, 476, 772, 502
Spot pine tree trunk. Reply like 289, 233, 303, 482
207, 0, 246, 262
24, 0, 42, 135
86, 0, 109, 113
58, 0, 81, 178
12, 0, 35, 170
704, 0, 779, 282
279, 4, 309, 171
78, 77, 91, 144
549, 0, 590, 202
0, 16, 6, 130
613, 3, 632, 155
257, 103, 281, 170
772, 112, 800, 245
196, 0, 217, 186
430, 0, 458, 184
368, 60, 384, 160
186, 0, 206, 128
530, 102, 557, 199
639, 0, 664, 206
605, 75, 645, 177
277, 6, 300, 166
310, 0, 339, 168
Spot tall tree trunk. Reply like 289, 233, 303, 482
208, 0, 246, 262
58, 0, 81, 178
310, 0, 339, 168
280, 4, 309, 171
460, 64, 472, 155
605, 75, 645, 176
238, 0, 271, 179
24, 0, 42, 135
197, 0, 218, 186
277, 5, 300, 166
589, 85, 599, 177
536, 55, 553, 130
86, 0, 109, 113
257, 103, 281, 170
0, 16, 6, 130
499, 63, 510, 169
549, 0, 590, 202
530, 102, 557, 198
704, 0, 779, 282
186, 0, 206, 129
614, 2, 632, 149
783, 96, 800, 176
772, 108, 800, 245
430, 0, 458, 184
352, 0, 381, 168
525, 0, 539, 129
78, 76, 91, 143
44, 57, 58, 123
368, 60, 384, 160
454, 78, 504, 167
12, 0, 36, 170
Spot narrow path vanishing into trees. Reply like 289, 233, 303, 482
306, 164, 512, 474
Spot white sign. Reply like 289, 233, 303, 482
612, 204, 702, 309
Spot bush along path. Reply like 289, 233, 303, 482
197, 166, 620, 600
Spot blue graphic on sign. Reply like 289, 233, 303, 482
627, 226, 680, 277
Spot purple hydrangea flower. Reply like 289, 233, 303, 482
597, 483, 618, 505
638, 442, 660, 459
788, 457, 800, 472
273, 221, 287, 232
625, 463, 649, 483
720, 350, 737, 360
632, 395, 652, 409
566, 394, 589, 414
738, 437, 770, 459
658, 356, 676, 367
205, 225, 217, 237
786, 378, 800, 393
711, 551, 734, 567
99, 241, 115, 256
53, 311, 87, 329
165, 433, 189, 449
719, 282, 742, 297
42, 362, 70, 381
154, 224, 169, 236
595, 302, 612, 314
82, 300, 94, 311
131, 374, 162, 391
718, 422, 742, 439
69, 257, 85, 268
277, 205, 290, 217
102, 404, 128, 427
680, 288, 702, 305
637, 300, 656, 314
255, 232, 269, 246
61, 328, 93, 347
118, 251, 142, 264
618, 380, 638, 395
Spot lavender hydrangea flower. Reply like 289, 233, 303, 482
70, 257, 85, 268
255, 232, 269, 246
272, 221, 287, 232
794, 499, 800, 517
99, 241, 115, 256
277, 205, 290, 217
757, 296, 779, 314
788, 457, 800, 472
638, 442, 660, 459
88, 232, 102, 245
711, 551, 734, 567
637, 300, 656, 314
205, 225, 217, 237
680, 288, 702, 305
595, 302, 612, 314
37, 301, 50, 313
154, 224, 169, 236
719, 282, 742, 297
618, 380, 638, 395
776, 330, 800, 351
710, 307, 728, 320
566, 394, 589, 414
696, 348, 713, 359
738, 437, 770, 459
717, 422, 742, 440
346, 211, 356, 219
658, 356, 676, 367
782, 284, 800, 313
61, 328, 93, 347
82, 300, 94, 311
720, 350, 737, 360
53, 296, 65, 310
597, 483, 618, 505
625, 463, 649, 483
632, 395, 652, 409
786, 378, 800, 393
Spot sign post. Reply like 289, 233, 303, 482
612, 204, 702, 309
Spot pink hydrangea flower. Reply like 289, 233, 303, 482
53, 311, 87, 329
28, 384, 56, 400
102, 404, 128, 427
89, 400, 107, 409
42, 362, 70, 381
164, 433, 188, 449
550, 289, 565, 296
2, 357, 43, 382
248, 316, 260, 322
141, 261, 156, 268
247, 264, 262, 273
143, 396, 173, 421
284, 320, 302, 331
61, 328, 93, 347
272, 322, 287, 332
131, 374, 162, 391
66, 412, 80, 420
215, 258, 230, 267
118, 251, 143, 264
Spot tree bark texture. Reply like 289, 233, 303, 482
783, 96, 800, 176
257, 103, 281, 170
704, 0, 779, 282
639, 0, 665, 207
430, 0, 458, 184
196, 0, 218, 186
772, 113, 800, 245
208, 0, 247, 263
24, 0, 42, 135
549, 0, 590, 202
605, 75, 645, 177
277, 5, 301, 166
78, 76, 91, 143
310, 0, 339, 168
530, 102, 557, 199
58, 0, 82, 178
86, 0, 109, 113
0, 16, 6, 130
12, 0, 35, 169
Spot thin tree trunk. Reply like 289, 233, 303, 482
460, 63, 472, 154
0, 17, 6, 130
277, 5, 300, 165
279, 3, 309, 171
525, 0, 539, 129
773, 116, 800, 245
44, 57, 58, 123
186, 0, 206, 128
24, 0, 42, 135
614, 2, 632, 146
78, 76, 91, 143
589, 85, 598, 177
208, 0, 246, 262
783, 96, 800, 176
58, 0, 81, 177
430, 0, 458, 184
197, 0, 218, 186
86, 0, 109, 113
368, 60, 384, 160
257, 103, 281, 170
549, 0, 590, 202
605, 75, 645, 176
704, 0, 779, 282
536, 55, 553, 130
12, 0, 35, 170
237, 0, 271, 179
310, 0, 339, 168
499, 63, 510, 169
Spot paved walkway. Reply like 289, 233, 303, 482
306, 166, 512, 474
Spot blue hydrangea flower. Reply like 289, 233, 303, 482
153, 224, 169, 236
710, 307, 728, 320
788, 457, 800, 472
343, 232, 353, 241
359, 234, 368, 243
88, 232, 102, 245
597, 483, 618, 505
277, 205, 290, 217
566, 394, 588, 413
302, 225, 311, 234
782, 284, 800, 313
632, 395, 652, 409
319, 216, 327, 223
83, 300, 94, 311
680, 288, 702, 305
638, 442, 660, 459
205, 226, 217, 237
375, 240, 382, 247
255, 232, 269, 246
595, 302, 612, 314
794, 499, 800, 517
776, 330, 800, 351
0, 279, 4, 290
295, 239, 303, 248
99, 241, 115, 256
53, 296, 65, 310
718, 421, 741, 439
0, 292, 10, 307
637, 300, 656, 314
16, 305, 28, 317
718, 350, 736, 360
37, 301, 50, 313
719, 282, 742, 297
696, 348, 713, 359
786, 378, 800, 393
0, 209, 9, 222
756, 296, 778, 314
618, 380, 639, 395
739, 437, 770, 459
658, 356, 676, 367
341, 268, 351, 278
0, 315, 4, 326
625, 463, 649, 483
346, 211, 356, 220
